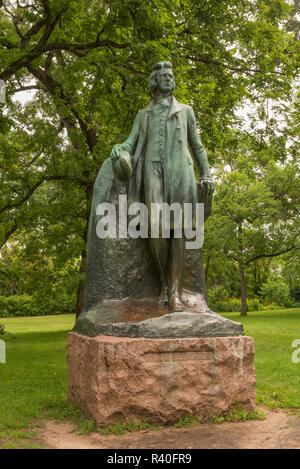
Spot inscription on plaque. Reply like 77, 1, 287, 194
144, 351, 213, 363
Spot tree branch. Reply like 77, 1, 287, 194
0, 5, 67, 80
0, 174, 87, 216
245, 245, 299, 266
0, 222, 18, 250
13, 85, 41, 93
42, 39, 131, 53
183, 54, 296, 78
0, 35, 130, 82
26, 63, 98, 153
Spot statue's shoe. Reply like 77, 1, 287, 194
169, 293, 184, 312
158, 286, 169, 305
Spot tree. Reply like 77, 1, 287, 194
0, 0, 299, 315
204, 129, 299, 315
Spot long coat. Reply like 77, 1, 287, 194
121, 97, 211, 212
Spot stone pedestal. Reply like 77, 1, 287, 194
67, 332, 256, 426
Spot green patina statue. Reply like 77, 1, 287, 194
110, 61, 215, 312
74, 61, 244, 338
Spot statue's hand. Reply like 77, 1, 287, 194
110, 144, 123, 162
200, 178, 215, 198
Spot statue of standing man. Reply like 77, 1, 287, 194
110, 61, 214, 312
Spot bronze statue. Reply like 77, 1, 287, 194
110, 62, 214, 312
74, 62, 244, 338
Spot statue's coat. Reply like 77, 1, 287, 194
121, 98, 212, 206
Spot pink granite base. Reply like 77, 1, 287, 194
67, 333, 256, 425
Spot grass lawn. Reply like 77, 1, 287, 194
0, 315, 75, 448
0, 308, 300, 448
223, 309, 300, 409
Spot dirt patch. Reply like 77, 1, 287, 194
33, 407, 300, 449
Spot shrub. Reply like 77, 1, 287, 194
211, 297, 281, 313
0, 295, 75, 317
0, 322, 15, 338
290, 284, 300, 303
212, 298, 241, 312
207, 285, 229, 305
261, 280, 292, 307
0, 295, 33, 317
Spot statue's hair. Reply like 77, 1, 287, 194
148, 61, 175, 95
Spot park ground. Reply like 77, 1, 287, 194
0, 309, 300, 449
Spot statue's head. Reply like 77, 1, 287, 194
148, 61, 175, 97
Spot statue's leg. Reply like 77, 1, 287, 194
144, 161, 170, 304
169, 236, 185, 311
148, 237, 170, 304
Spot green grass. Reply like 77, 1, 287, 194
174, 414, 202, 428
45, 401, 163, 435
0, 315, 75, 448
0, 308, 300, 448
173, 403, 265, 427
222, 308, 300, 409
211, 403, 266, 424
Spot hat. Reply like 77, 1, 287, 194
112, 151, 132, 182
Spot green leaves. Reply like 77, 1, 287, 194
0, 0, 298, 313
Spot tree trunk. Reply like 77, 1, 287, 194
237, 222, 248, 316
238, 259, 248, 316
75, 249, 86, 318
204, 255, 211, 284
75, 184, 93, 319
10, 280, 17, 296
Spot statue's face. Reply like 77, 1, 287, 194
157, 69, 174, 94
